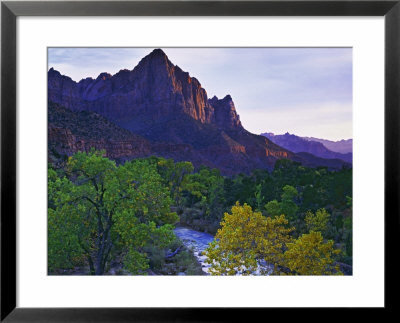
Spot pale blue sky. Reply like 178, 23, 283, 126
48, 47, 352, 141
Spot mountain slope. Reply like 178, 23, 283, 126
48, 49, 349, 174
294, 152, 351, 170
48, 102, 152, 162
302, 136, 352, 154
261, 132, 352, 164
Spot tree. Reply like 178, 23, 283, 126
264, 200, 281, 217
280, 185, 299, 220
48, 150, 177, 275
264, 185, 298, 220
184, 167, 224, 218
156, 158, 194, 206
254, 183, 265, 211
305, 208, 331, 233
205, 202, 293, 275
284, 231, 342, 275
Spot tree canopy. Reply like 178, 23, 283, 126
284, 231, 342, 275
205, 203, 342, 275
205, 203, 294, 275
48, 150, 178, 275
48, 151, 352, 275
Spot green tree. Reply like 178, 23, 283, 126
48, 150, 177, 275
280, 185, 299, 220
184, 167, 224, 218
156, 158, 194, 206
254, 183, 265, 211
264, 185, 298, 220
264, 200, 281, 217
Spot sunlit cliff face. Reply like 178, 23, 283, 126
48, 49, 348, 175
49, 49, 243, 131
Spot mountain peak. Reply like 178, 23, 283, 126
96, 72, 112, 80
48, 49, 351, 174
208, 95, 242, 129
48, 49, 244, 131
150, 48, 167, 57
136, 48, 171, 71
48, 67, 61, 76
141, 48, 169, 63
48, 67, 75, 84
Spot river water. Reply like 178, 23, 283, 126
174, 226, 274, 275
173, 226, 214, 274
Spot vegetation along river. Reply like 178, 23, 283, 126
174, 226, 274, 275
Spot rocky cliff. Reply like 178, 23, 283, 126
48, 49, 349, 174
48, 102, 152, 162
48, 49, 242, 134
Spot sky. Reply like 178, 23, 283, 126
48, 47, 352, 141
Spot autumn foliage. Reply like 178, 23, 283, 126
205, 203, 342, 275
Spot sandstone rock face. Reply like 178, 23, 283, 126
48, 49, 242, 133
48, 102, 152, 162
49, 126, 151, 160
208, 95, 242, 129
48, 49, 348, 174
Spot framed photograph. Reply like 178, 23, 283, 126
1, 0, 399, 320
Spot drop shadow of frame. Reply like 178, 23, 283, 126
1, 0, 399, 321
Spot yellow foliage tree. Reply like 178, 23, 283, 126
204, 202, 293, 275
284, 231, 342, 275
305, 208, 330, 233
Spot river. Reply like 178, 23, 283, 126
173, 226, 214, 274
174, 226, 274, 275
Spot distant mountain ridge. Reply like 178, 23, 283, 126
48, 48, 350, 174
302, 136, 352, 154
261, 132, 352, 164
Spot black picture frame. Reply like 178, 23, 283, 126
1, 0, 399, 321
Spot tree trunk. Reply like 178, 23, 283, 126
88, 256, 95, 275
95, 239, 107, 275
95, 256, 104, 275
94, 225, 113, 275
